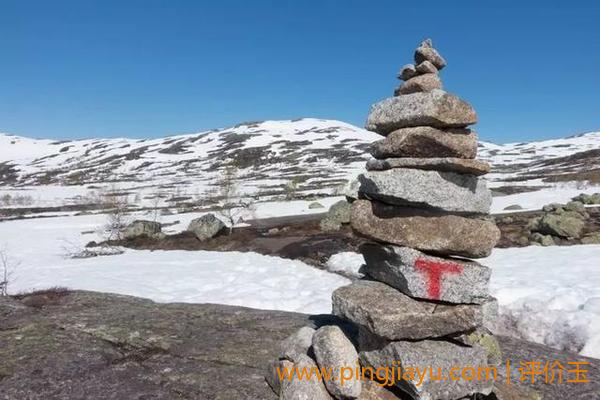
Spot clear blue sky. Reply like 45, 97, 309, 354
1, 1, 599, 143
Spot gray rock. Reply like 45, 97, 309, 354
351, 200, 500, 258
415, 60, 438, 74
356, 380, 399, 400
572, 192, 600, 205
187, 213, 226, 241
542, 202, 564, 213
357, 169, 492, 214
360, 243, 491, 304
529, 232, 555, 246
308, 202, 325, 209
343, 178, 361, 202
360, 340, 492, 399
122, 220, 162, 239
366, 157, 490, 176
480, 297, 499, 333
564, 200, 587, 215
365, 90, 477, 135
396, 73, 442, 95
397, 64, 417, 81
332, 280, 484, 340
280, 326, 316, 362
266, 358, 293, 396
320, 218, 343, 232
312, 326, 361, 399
582, 232, 600, 245
369, 126, 478, 159
320, 200, 352, 232
503, 204, 523, 211
414, 39, 447, 70
537, 213, 585, 238
280, 354, 333, 400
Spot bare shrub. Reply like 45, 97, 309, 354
0, 248, 19, 296
213, 165, 256, 235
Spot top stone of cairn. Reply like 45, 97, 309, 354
414, 38, 447, 70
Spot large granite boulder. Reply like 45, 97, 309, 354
369, 126, 478, 159
537, 213, 585, 239
351, 200, 500, 258
357, 169, 492, 214
312, 326, 361, 399
360, 243, 491, 304
332, 280, 483, 340
366, 157, 490, 175
359, 340, 492, 400
365, 90, 477, 135
122, 220, 162, 239
187, 213, 226, 241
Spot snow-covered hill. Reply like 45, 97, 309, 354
1, 120, 599, 211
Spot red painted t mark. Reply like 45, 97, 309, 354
414, 258, 463, 300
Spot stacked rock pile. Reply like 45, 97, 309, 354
267, 39, 502, 400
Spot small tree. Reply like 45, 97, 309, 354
0, 248, 18, 296
214, 164, 255, 235
284, 177, 303, 200
100, 186, 131, 241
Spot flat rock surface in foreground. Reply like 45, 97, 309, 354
1, 291, 598, 399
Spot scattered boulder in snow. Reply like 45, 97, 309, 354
369, 126, 478, 159
360, 243, 491, 304
351, 200, 500, 258
572, 192, 600, 205
122, 220, 163, 240
312, 326, 361, 399
332, 280, 483, 340
365, 90, 477, 135
537, 213, 585, 239
503, 204, 523, 211
320, 200, 351, 232
187, 214, 226, 241
308, 202, 324, 209
357, 169, 492, 214
529, 232, 555, 246
359, 340, 492, 400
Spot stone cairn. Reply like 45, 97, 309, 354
267, 39, 502, 400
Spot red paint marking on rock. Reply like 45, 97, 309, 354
414, 258, 464, 300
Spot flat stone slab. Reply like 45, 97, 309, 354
369, 126, 478, 159
351, 199, 500, 258
358, 169, 492, 214
366, 157, 490, 176
360, 243, 491, 304
365, 90, 477, 135
332, 280, 483, 340
359, 339, 492, 400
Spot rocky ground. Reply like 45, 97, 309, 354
1, 290, 598, 399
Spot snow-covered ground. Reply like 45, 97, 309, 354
1, 211, 599, 357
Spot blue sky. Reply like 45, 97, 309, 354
1, 1, 599, 143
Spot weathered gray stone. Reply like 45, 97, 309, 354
308, 202, 325, 209
360, 340, 492, 400
351, 200, 500, 258
415, 60, 438, 74
280, 354, 333, 400
187, 213, 226, 241
396, 73, 442, 95
503, 204, 523, 211
397, 64, 417, 81
529, 232, 555, 246
537, 213, 585, 238
312, 326, 361, 399
366, 157, 490, 176
360, 243, 491, 304
332, 280, 483, 340
357, 380, 399, 400
369, 126, 478, 159
266, 358, 293, 396
582, 232, 600, 245
451, 328, 503, 366
414, 39, 447, 70
365, 90, 477, 135
280, 326, 315, 362
572, 192, 600, 205
122, 220, 162, 239
358, 169, 492, 214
